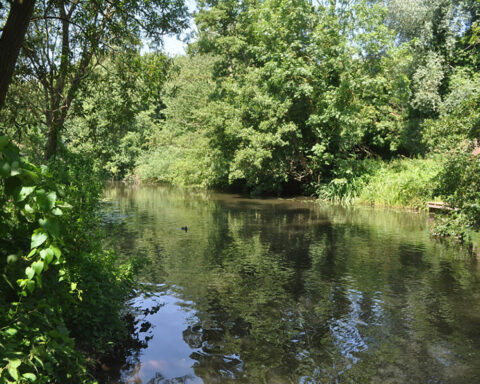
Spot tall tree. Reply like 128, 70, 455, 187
0, 0, 36, 111
18, 0, 188, 158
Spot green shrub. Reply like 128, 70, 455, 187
431, 143, 480, 239
422, 91, 480, 151
0, 136, 135, 383
357, 157, 440, 209
316, 157, 440, 209
316, 157, 380, 203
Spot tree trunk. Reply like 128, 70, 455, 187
45, 120, 59, 160
0, 0, 36, 111
45, 107, 67, 160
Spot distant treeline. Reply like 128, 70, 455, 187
2, 0, 480, 229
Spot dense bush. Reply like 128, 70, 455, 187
315, 157, 440, 209
356, 157, 440, 209
431, 143, 480, 239
0, 137, 135, 383
316, 158, 380, 203
422, 92, 480, 151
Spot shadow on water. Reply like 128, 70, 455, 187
101, 183, 480, 384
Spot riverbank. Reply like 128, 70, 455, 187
0, 139, 139, 383
315, 154, 480, 244
316, 157, 439, 209
136, 153, 479, 244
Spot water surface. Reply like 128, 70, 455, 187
102, 184, 480, 384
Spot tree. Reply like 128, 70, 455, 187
17, 0, 188, 159
188, 0, 412, 194
65, 51, 172, 178
0, 0, 36, 111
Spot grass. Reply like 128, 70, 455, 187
318, 157, 442, 210
356, 157, 441, 209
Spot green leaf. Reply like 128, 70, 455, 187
33, 356, 44, 369
9, 359, 21, 369
6, 254, 18, 264
10, 161, 20, 176
0, 159, 10, 177
22, 373, 37, 381
39, 217, 60, 238
50, 244, 62, 259
0, 135, 9, 150
26, 280, 35, 293
15, 186, 36, 202
40, 248, 55, 265
46, 191, 57, 210
31, 229, 48, 248
52, 207, 63, 216
35, 189, 57, 211
19, 168, 39, 184
25, 204, 35, 214
25, 267, 35, 280
5, 328, 18, 336
7, 359, 21, 381
56, 200, 73, 209
32, 261, 44, 275
2, 145, 19, 162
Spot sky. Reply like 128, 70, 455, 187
162, 0, 197, 56
162, 35, 189, 56
163, 35, 189, 56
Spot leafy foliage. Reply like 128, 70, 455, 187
136, 54, 232, 188
357, 157, 440, 208
65, 52, 171, 179
0, 136, 135, 383
431, 143, 480, 238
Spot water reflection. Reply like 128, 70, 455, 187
102, 184, 480, 383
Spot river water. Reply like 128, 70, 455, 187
101, 183, 480, 384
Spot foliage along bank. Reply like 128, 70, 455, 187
2, 0, 480, 259
0, 136, 138, 383
133, 0, 480, 238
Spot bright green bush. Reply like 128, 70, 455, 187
431, 144, 480, 239
357, 157, 440, 209
316, 158, 380, 203
0, 136, 135, 383
316, 157, 440, 209
135, 55, 232, 189
422, 94, 480, 151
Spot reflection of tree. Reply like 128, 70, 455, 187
97, 320, 147, 384
146, 372, 195, 384
104, 184, 480, 383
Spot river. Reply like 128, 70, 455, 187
101, 183, 480, 383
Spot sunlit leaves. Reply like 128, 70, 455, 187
39, 217, 60, 238
31, 261, 44, 275
40, 248, 55, 265
31, 229, 48, 249
15, 186, 35, 202
22, 373, 37, 381
1, 138, 136, 382
7, 359, 21, 381
25, 267, 35, 280
36, 189, 57, 212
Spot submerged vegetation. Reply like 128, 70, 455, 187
1, 0, 480, 381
